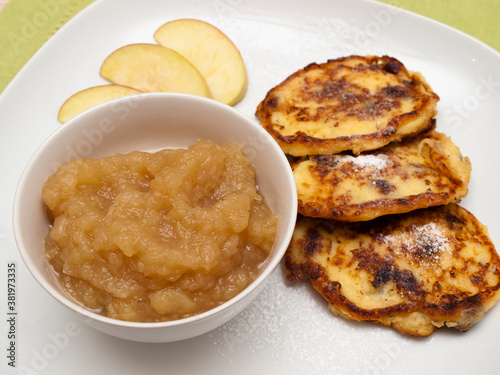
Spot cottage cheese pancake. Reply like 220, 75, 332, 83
285, 205, 500, 336
290, 129, 471, 221
256, 55, 439, 156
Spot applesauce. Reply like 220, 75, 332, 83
42, 140, 278, 322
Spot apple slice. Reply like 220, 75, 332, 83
58, 84, 142, 123
100, 43, 211, 97
154, 19, 247, 106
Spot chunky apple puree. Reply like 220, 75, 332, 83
42, 140, 278, 322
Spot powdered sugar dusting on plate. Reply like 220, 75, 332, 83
207, 269, 407, 374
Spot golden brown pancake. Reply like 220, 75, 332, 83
256, 55, 439, 156
285, 205, 500, 336
290, 129, 471, 221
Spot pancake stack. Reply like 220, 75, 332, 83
255, 55, 500, 336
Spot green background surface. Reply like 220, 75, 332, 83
0, 0, 499, 94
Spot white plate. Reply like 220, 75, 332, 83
1, 0, 499, 373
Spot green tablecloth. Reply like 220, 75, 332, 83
378, 0, 500, 50
0, 0, 498, 94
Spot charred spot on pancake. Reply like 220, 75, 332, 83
373, 179, 395, 194
380, 84, 409, 98
470, 274, 484, 285
445, 212, 466, 229
383, 59, 403, 74
375, 267, 422, 297
304, 227, 322, 255
313, 155, 339, 169
352, 246, 422, 295
266, 96, 279, 109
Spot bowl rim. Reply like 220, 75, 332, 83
12, 92, 297, 329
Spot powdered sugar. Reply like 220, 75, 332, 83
342, 154, 390, 170
411, 222, 450, 258
381, 222, 450, 263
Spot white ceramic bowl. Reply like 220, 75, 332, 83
13, 93, 297, 343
